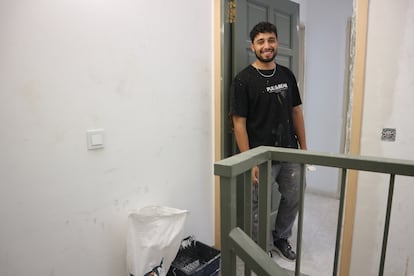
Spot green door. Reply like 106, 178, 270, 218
223, 0, 300, 158
226, 0, 300, 235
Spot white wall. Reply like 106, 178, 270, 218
350, 0, 414, 275
0, 1, 214, 275
299, 0, 353, 196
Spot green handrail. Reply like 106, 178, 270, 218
214, 146, 414, 276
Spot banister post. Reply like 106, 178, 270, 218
220, 175, 237, 276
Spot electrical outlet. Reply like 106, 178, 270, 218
381, 128, 396, 142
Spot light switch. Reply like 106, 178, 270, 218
87, 129, 105, 150
91, 134, 103, 146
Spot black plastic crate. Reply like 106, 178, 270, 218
167, 237, 221, 276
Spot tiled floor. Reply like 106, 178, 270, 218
231, 192, 339, 276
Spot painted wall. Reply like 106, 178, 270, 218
350, 0, 414, 275
0, 1, 214, 275
295, 0, 353, 197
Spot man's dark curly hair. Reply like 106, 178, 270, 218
250, 22, 278, 42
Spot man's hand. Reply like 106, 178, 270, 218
252, 165, 259, 186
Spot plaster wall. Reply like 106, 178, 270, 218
295, 0, 353, 197
350, 0, 414, 274
0, 1, 214, 275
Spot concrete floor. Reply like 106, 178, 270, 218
230, 192, 339, 276
272, 192, 339, 276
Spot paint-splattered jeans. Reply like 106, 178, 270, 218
252, 162, 302, 242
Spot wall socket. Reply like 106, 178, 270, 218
381, 128, 396, 142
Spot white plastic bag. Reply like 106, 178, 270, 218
127, 206, 188, 276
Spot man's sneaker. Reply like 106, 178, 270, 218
273, 239, 296, 261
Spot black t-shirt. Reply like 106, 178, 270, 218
229, 64, 302, 149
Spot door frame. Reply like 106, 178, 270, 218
339, 0, 369, 275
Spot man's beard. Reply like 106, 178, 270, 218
255, 49, 277, 63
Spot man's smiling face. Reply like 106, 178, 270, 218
251, 32, 278, 63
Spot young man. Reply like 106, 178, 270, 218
229, 21, 307, 261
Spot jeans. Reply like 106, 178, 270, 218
252, 162, 302, 242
